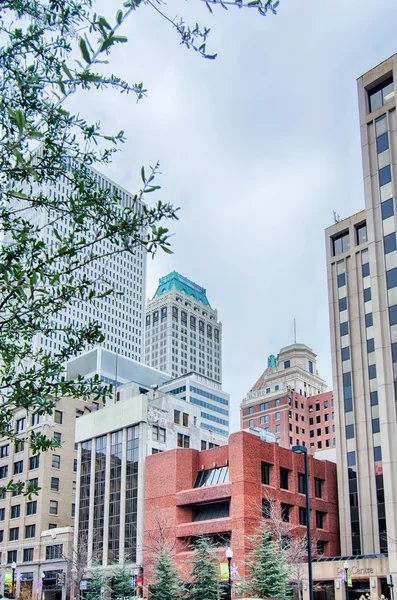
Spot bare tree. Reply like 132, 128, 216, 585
63, 532, 90, 600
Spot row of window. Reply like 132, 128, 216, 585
261, 462, 323, 497
262, 498, 326, 529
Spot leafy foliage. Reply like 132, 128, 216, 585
187, 537, 219, 600
150, 549, 182, 600
0, 0, 280, 497
244, 527, 290, 600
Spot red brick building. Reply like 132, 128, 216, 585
241, 390, 335, 453
144, 431, 339, 586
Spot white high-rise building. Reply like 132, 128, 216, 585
27, 165, 147, 361
145, 272, 222, 382
326, 53, 397, 579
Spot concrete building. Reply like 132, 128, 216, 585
74, 385, 226, 574
21, 163, 146, 362
325, 53, 397, 576
240, 345, 334, 452
160, 372, 230, 439
0, 395, 95, 600
143, 430, 339, 588
145, 272, 222, 383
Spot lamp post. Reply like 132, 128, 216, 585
292, 446, 313, 600
11, 561, 16, 599
344, 561, 350, 600
225, 547, 233, 600
41, 572, 45, 600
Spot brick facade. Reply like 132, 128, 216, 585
241, 390, 335, 453
144, 431, 339, 587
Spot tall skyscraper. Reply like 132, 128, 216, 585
326, 54, 397, 571
26, 165, 146, 361
145, 272, 222, 382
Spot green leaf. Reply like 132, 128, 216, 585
141, 166, 146, 183
116, 10, 123, 24
61, 62, 73, 79
78, 38, 91, 63
98, 16, 112, 30
9, 190, 28, 199
99, 36, 115, 52
143, 186, 160, 193
57, 78, 66, 95
112, 36, 128, 43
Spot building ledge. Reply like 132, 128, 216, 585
176, 483, 232, 505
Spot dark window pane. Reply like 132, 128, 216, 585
341, 346, 350, 361
343, 372, 351, 387
369, 88, 383, 112
372, 418, 380, 433
280, 468, 289, 490
377, 132, 389, 154
370, 391, 378, 406
344, 397, 353, 412
362, 263, 370, 278
381, 198, 394, 220
387, 268, 397, 289
365, 313, 373, 327
340, 322, 349, 336
374, 446, 382, 462
384, 233, 397, 254
339, 297, 347, 311
333, 232, 350, 256
379, 165, 392, 187
392, 342, 397, 363
369, 364, 377, 379
346, 424, 355, 439
389, 305, 397, 325
337, 273, 346, 288
363, 288, 371, 302
367, 338, 375, 353
347, 451, 356, 466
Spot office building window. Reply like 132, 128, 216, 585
14, 460, 23, 475
0, 465, 8, 479
23, 548, 33, 562
369, 365, 377, 379
174, 410, 180, 425
177, 434, 190, 448
339, 297, 347, 311
308, 360, 313, 374
152, 426, 166, 442
52, 455, 60, 469
280, 468, 289, 490
54, 410, 63, 424
333, 231, 350, 256
382, 198, 394, 220
368, 77, 394, 112
16, 417, 26, 432
49, 500, 58, 515
0, 445, 9, 458
298, 473, 306, 494
183, 413, 189, 427
346, 424, 355, 439
261, 462, 271, 485
26, 501, 37, 516
299, 507, 307, 526
356, 223, 367, 245
25, 524, 35, 539
262, 498, 272, 519
45, 544, 63, 560
367, 338, 375, 353
281, 504, 291, 523
9, 527, 19, 541
7, 550, 17, 564
362, 262, 370, 277
314, 478, 323, 498
365, 313, 373, 327
384, 233, 397, 254
29, 456, 39, 470
284, 360, 290, 368
363, 288, 371, 302
316, 511, 325, 529
51, 477, 59, 492
340, 322, 349, 336
275, 412, 280, 421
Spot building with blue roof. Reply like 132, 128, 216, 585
145, 272, 223, 384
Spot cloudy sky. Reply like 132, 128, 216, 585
72, 0, 397, 431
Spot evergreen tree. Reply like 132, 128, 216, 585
245, 528, 290, 600
111, 564, 135, 600
150, 549, 181, 600
187, 537, 219, 600
86, 564, 107, 600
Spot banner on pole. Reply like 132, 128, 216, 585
219, 563, 229, 581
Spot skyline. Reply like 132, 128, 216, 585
65, 0, 397, 432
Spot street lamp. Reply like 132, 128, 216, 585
41, 572, 45, 600
292, 446, 313, 600
225, 547, 233, 600
11, 561, 16, 599
344, 561, 350, 600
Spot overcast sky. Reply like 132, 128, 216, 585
71, 0, 397, 431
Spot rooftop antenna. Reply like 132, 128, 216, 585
294, 319, 297, 344
333, 211, 341, 223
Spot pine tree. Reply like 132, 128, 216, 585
111, 564, 135, 600
245, 528, 290, 600
150, 549, 181, 600
86, 564, 107, 600
187, 537, 219, 600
